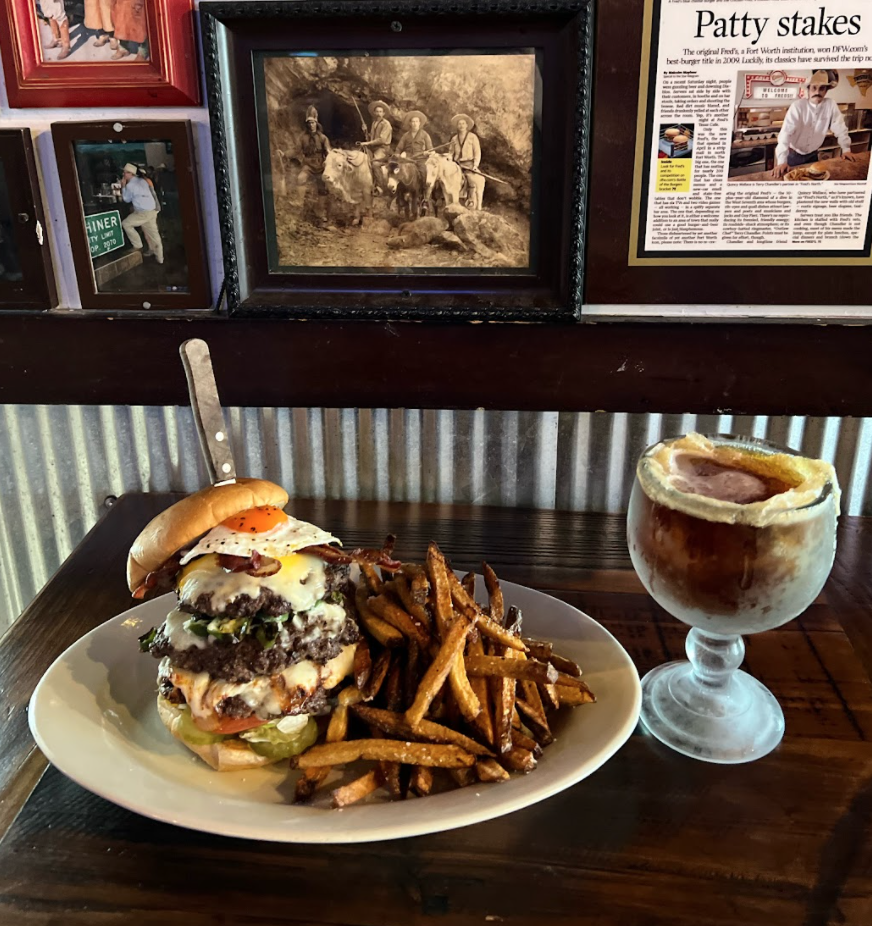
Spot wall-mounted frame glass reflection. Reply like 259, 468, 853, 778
0, 128, 58, 312
52, 120, 211, 311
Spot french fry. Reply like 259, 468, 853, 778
356, 585, 404, 648
383, 659, 404, 711
293, 695, 357, 802
405, 612, 474, 730
492, 670, 516, 756
461, 571, 477, 598
410, 764, 434, 797
448, 651, 481, 723
510, 728, 542, 757
446, 568, 481, 622
555, 673, 596, 695
516, 695, 554, 746
498, 746, 537, 773
353, 638, 372, 691
556, 684, 596, 705
464, 654, 559, 685
523, 637, 553, 662
330, 769, 384, 809
466, 633, 495, 747
369, 594, 430, 649
504, 606, 523, 636
291, 739, 476, 769
386, 576, 432, 631
338, 686, 365, 708
401, 563, 430, 605
477, 618, 528, 652
360, 562, 385, 595
426, 542, 455, 635
448, 767, 476, 788
538, 682, 560, 712
549, 652, 582, 678
294, 767, 327, 802
482, 562, 504, 624
403, 639, 422, 709
476, 758, 511, 782
374, 661, 405, 798
351, 706, 494, 757
362, 649, 391, 702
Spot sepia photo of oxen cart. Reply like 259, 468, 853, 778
254, 51, 538, 273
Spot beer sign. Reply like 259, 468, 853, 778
85, 209, 124, 259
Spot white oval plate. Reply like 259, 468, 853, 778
29, 581, 641, 843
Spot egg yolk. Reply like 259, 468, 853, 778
221, 505, 288, 534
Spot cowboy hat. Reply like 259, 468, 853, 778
402, 110, 428, 129
122, 162, 138, 175
451, 113, 475, 131
809, 69, 838, 88
368, 100, 391, 116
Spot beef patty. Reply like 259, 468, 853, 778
158, 677, 332, 719
178, 564, 352, 619
149, 604, 360, 682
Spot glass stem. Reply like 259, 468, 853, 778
686, 627, 745, 693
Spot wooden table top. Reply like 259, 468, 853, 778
731, 151, 870, 183
2, 494, 872, 926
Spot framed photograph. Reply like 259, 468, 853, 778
200, 0, 592, 321
0, 129, 58, 311
0, 0, 200, 108
52, 120, 210, 311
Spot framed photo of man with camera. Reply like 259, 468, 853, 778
52, 120, 210, 311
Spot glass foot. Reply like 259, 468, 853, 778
640, 660, 785, 764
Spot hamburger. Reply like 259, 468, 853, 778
132, 478, 397, 770
664, 127, 680, 140
806, 165, 826, 180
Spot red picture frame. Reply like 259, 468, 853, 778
0, 0, 200, 108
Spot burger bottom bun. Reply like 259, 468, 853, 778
157, 696, 278, 771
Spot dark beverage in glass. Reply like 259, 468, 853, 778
628, 433, 839, 764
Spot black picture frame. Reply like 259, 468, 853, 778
52, 120, 211, 312
200, 0, 593, 322
0, 128, 57, 311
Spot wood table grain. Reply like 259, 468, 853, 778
1, 494, 871, 926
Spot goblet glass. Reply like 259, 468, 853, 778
627, 434, 839, 764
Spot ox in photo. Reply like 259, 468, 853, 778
254, 50, 540, 273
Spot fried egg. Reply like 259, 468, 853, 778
179, 506, 340, 564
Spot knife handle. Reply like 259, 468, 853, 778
179, 339, 237, 485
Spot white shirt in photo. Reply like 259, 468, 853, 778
775, 97, 851, 165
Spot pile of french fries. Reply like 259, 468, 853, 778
291, 542, 595, 808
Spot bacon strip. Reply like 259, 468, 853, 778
132, 551, 183, 600
301, 543, 402, 573
217, 551, 281, 576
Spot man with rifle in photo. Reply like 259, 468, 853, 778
357, 99, 393, 195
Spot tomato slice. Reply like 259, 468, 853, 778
192, 713, 269, 735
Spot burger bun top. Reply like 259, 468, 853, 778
127, 478, 289, 592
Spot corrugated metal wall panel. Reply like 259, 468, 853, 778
2, 406, 870, 632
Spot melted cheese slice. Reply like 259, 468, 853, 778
159, 644, 355, 723
176, 553, 327, 614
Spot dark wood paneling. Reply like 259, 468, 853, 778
0, 312, 870, 414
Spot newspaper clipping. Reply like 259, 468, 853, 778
631, 0, 872, 264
